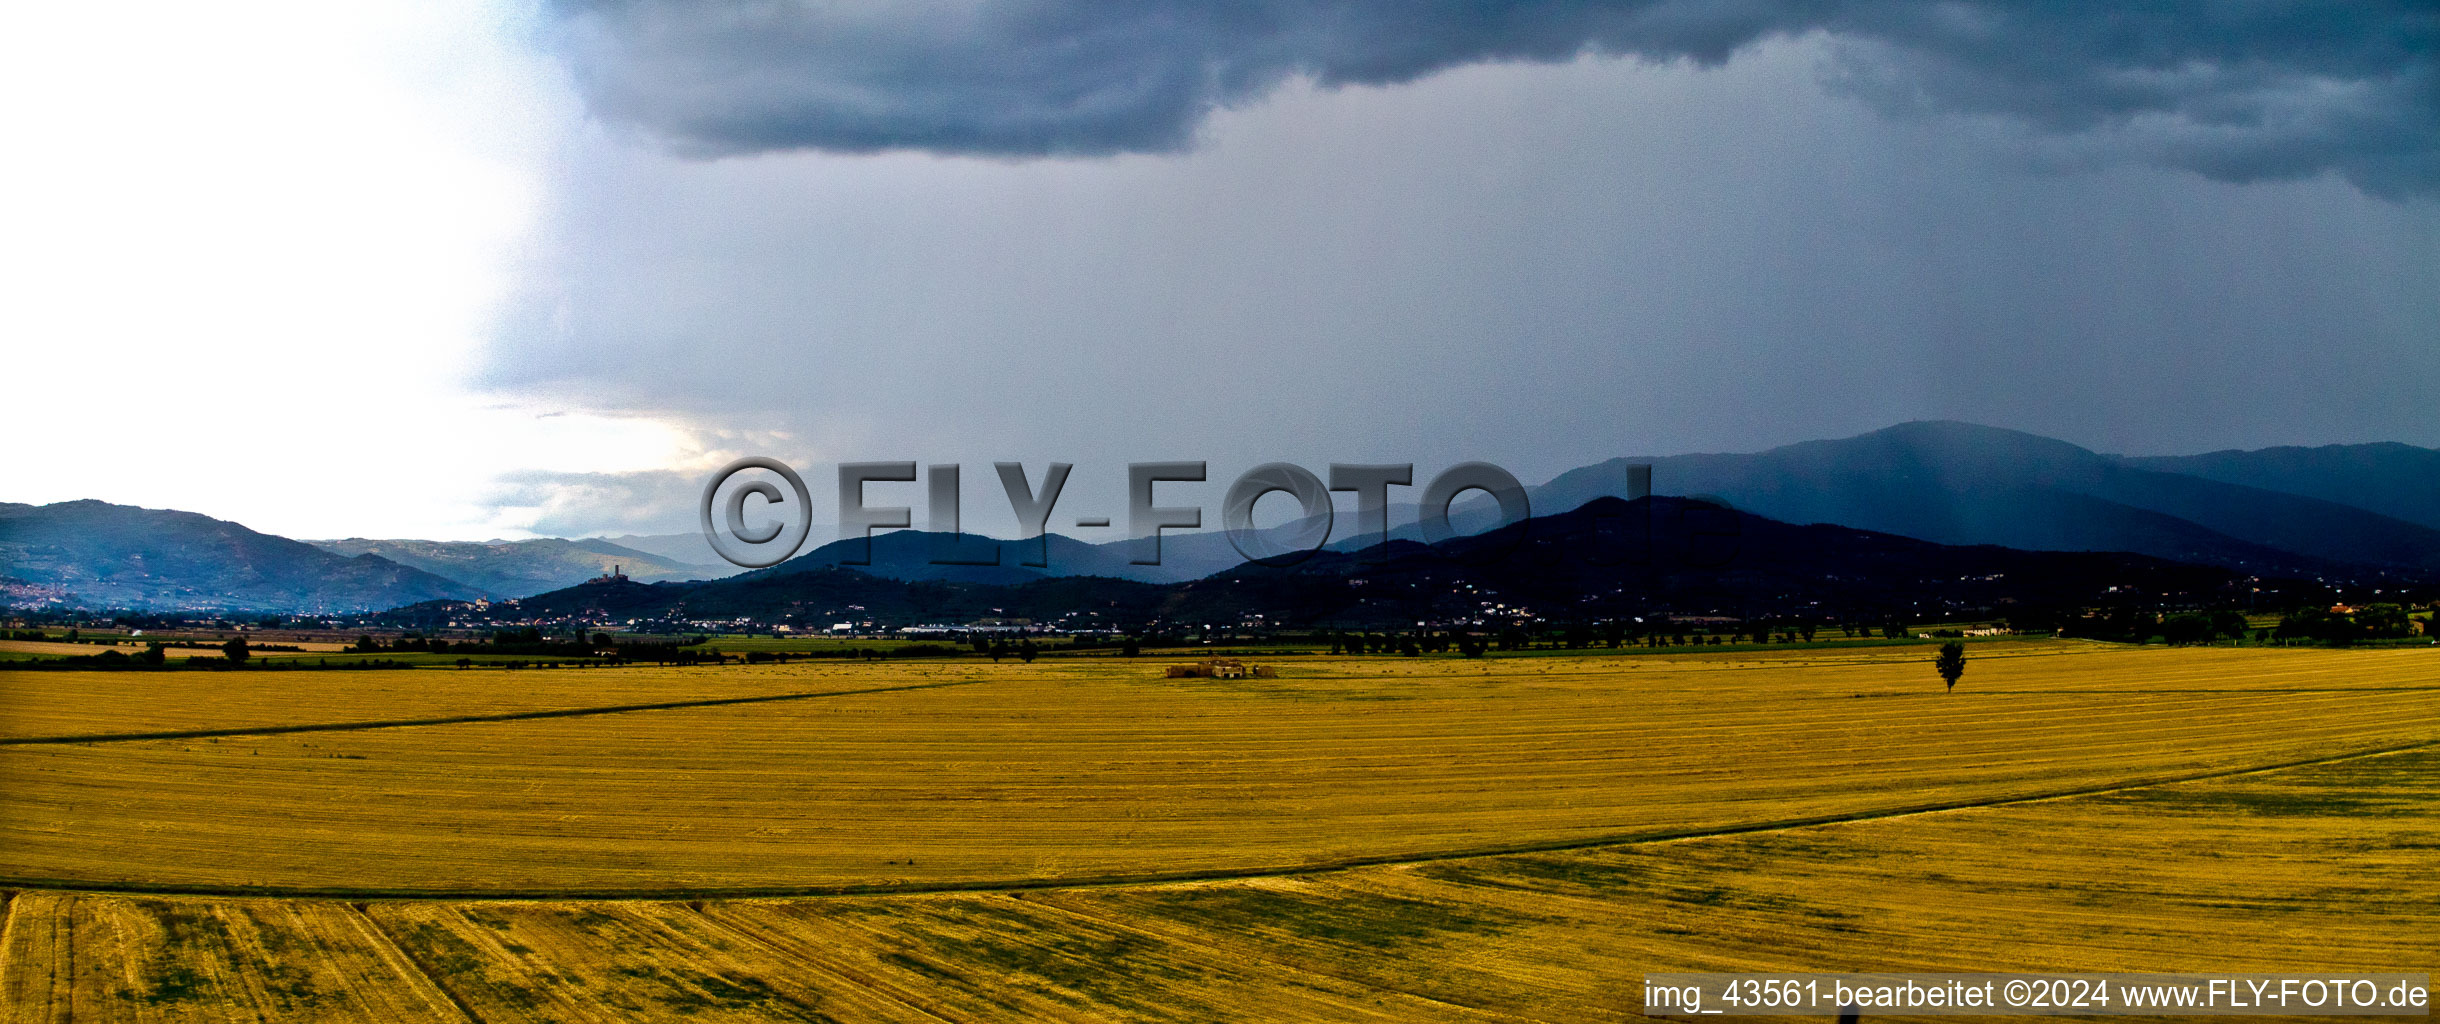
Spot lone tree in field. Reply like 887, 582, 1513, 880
1935, 640, 1966, 693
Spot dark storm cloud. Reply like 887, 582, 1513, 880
546, 1, 2436, 196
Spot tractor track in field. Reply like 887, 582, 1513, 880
4, 737, 2430, 903
0, 679, 989, 747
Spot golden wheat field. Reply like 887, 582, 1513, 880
1, 641, 2434, 1021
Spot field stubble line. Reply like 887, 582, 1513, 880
5, 737, 2430, 903
1016, 892, 1557, 1024
677, 902, 976, 1024
0, 679, 990, 747
347, 902, 489, 1024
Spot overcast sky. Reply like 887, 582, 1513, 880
5, 2, 2435, 541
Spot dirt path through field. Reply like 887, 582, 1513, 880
0, 679, 990, 747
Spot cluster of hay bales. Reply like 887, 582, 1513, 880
1164, 658, 1275, 679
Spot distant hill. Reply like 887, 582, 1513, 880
745, 523, 1270, 586
606, 423, 2440, 588
308, 537, 731, 600
1193, 495, 2264, 627
0, 500, 479, 613
392, 497, 2272, 630
1535, 421, 2440, 578
2119, 443, 2440, 532
596, 531, 736, 567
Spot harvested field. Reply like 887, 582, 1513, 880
3, 744, 2429, 1021
0, 644, 2431, 895
1, 642, 2432, 1020
0, 663, 950, 741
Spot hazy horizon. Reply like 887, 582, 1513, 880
14, 417, 2436, 548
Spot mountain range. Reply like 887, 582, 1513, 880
0, 501, 478, 613
753, 421, 2440, 586
384, 496, 2276, 631
694, 423, 2440, 588
2118, 442, 2440, 532
7, 422, 2436, 614
1536, 421, 2440, 580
